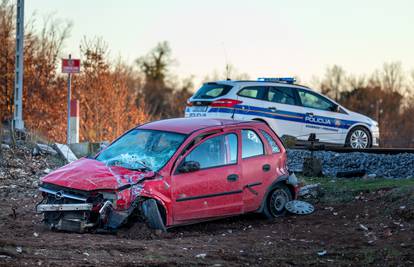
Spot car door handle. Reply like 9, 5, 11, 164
262, 164, 271, 172
306, 112, 314, 116
227, 174, 239, 182
268, 106, 277, 111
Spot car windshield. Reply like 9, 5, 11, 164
96, 129, 186, 171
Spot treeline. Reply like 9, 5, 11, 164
1, 0, 413, 147
315, 64, 414, 147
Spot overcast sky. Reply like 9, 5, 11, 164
26, 0, 414, 87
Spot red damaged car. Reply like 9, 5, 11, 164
37, 118, 299, 232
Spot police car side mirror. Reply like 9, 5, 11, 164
330, 105, 340, 112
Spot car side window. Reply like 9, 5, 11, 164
184, 134, 237, 169
298, 90, 336, 111
238, 86, 266, 100
267, 87, 296, 105
260, 130, 280, 153
241, 130, 264, 158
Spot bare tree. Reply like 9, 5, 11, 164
347, 74, 367, 90
136, 41, 172, 83
320, 65, 346, 101
380, 62, 404, 92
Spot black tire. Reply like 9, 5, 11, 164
262, 184, 292, 219
345, 126, 372, 148
141, 199, 167, 231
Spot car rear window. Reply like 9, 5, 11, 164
193, 84, 233, 99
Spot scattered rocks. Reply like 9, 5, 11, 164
287, 149, 414, 179
33, 143, 58, 156
195, 253, 207, 259
317, 250, 327, 256
0, 143, 65, 198
1, 143, 10, 150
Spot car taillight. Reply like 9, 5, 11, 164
210, 98, 242, 108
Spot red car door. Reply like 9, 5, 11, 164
171, 132, 242, 223
239, 129, 273, 212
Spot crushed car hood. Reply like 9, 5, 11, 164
41, 158, 153, 191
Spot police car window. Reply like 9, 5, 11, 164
193, 84, 233, 99
260, 130, 280, 153
184, 134, 237, 169
238, 87, 266, 100
268, 87, 296, 105
298, 90, 335, 111
241, 130, 264, 158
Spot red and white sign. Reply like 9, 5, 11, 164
62, 58, 81, 73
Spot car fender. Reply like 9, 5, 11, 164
345, 122, 373, 140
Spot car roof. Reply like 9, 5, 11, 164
210, 80, 310, 90
138, 118, 262, 134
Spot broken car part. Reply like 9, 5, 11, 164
285, 200, 315, 215
37, 203, 92, 212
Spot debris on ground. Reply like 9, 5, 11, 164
33, 143, 58, 156
54, 143, 78, 163
285, 200, 315, 215
298, 183, 320, 198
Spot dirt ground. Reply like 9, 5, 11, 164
0, 146, 413, 266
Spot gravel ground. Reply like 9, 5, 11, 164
287, 149, 414, 179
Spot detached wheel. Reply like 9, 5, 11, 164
346, 126, 371, 148
263, 184, 292, 218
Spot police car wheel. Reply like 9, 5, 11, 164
346, 127, 371, 149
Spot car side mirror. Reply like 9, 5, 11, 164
330, 105, 340, 112
178, 161, 201, 173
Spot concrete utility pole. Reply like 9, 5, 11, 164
13, 0, 25, 130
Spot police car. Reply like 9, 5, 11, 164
185, 78, 380, 148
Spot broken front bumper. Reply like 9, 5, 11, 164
36, 203, 93, 212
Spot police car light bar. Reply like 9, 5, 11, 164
257, 77, 296, 84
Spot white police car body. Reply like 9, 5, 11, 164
185, 78, 380, 148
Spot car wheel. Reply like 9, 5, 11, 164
141, 199, 167, 232
346, 126, 371, 148
263, 184, 292, 218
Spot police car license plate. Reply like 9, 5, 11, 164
191, 106, 208, 112
187, 106, 208, 117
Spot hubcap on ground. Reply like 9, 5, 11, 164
270, 189, 289, 216
350, 130, 368, 148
